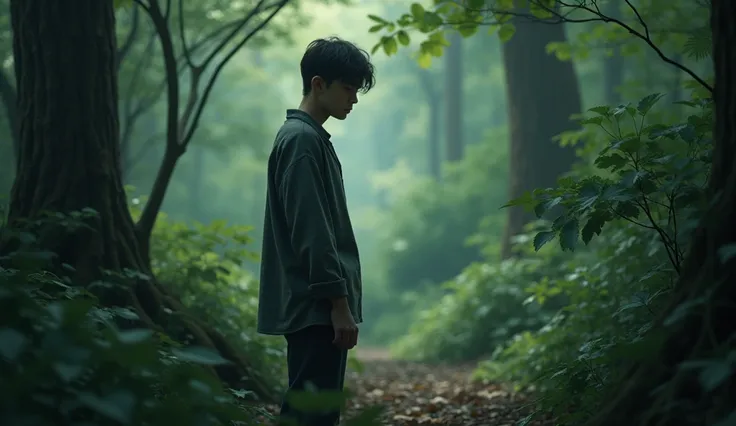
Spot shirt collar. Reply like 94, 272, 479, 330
285, 109, 331, 140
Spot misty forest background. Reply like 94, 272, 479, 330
1, 0, 731, 425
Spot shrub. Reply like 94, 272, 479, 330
475, 94, 712, 424
0, 229, 267, 425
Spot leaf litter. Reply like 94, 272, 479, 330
257, 348, 553, 426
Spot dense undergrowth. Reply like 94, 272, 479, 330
0, 215, 274, 424
390, 91, 714, 424
0, 191, 387, 425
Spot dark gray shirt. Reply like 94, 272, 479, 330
257, 109, 363, 335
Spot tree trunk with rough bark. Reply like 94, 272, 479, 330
500, 16, 582, 259
4, 0, 276, 403
586, 2, 735, 425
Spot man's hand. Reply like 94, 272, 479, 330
330, 297, 358, 350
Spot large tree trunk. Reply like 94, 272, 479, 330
4, 0, 276, 403
417, 69, 442, 180
500, 16, 582, 259
587, 2, 734, 425
444, 32, 464, 162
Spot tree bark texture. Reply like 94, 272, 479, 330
5, 0, 276, 403
500, 16, 582, 259
586, 1, 736, 425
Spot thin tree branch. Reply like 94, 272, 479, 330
116, 4, 141, 69
181, 0, 290, 147
444, 0, 712, 93
134, 0, 290, 261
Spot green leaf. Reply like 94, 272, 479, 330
172, 346, 232, 366
370, 42, 382, 56
717, 244, 736, 264
559, 219, 579, 251
502, 191, 535, 211
594, 153, 628, 170
698, 361, 732, 391
637, 93, 664, 115
580, 116, 604, 126
417, 52, 432, 69
367, 14, 387, 24
382, 36, 398, 55
421, 11, 444, 31
581, 210, 608, 244
588, 106, 611, 117
396, 30, 410, 46
117, 329, 154, 345
533, 196, 562, 218
368, 24, 385, 33
457, 24, 479, 37
410, 3, 425, 19
533, 231, 556, 251
497, 23, 516, 42
78, 390, 136, 424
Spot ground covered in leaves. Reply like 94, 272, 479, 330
260, 348, 553, 426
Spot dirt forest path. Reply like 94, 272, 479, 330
340, 347, 553, 426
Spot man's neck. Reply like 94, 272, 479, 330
298, 98, 329, 125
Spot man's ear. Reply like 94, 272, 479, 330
310, 75, 326, 94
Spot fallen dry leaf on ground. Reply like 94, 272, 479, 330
257, 347, 553, 426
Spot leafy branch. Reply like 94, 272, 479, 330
369, 0, 712, 93
505, 94, 712, 276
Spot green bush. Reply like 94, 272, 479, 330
0, 229, 268, 425
389, 231, 570, 363
142, 210, 287, 391
474, 94, 712, 424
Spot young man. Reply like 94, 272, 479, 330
257, 37, 376, 426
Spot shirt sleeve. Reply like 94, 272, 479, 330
278, 153, 348, 300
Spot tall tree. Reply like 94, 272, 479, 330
417, 68, 442, 179
444, 32, 464, 162
499, 15, 581, 258
588, 1, 733, 424
3, 0, 282, 402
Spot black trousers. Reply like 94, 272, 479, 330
279, 325, 348, 426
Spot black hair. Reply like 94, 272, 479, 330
300, 37, 376, 96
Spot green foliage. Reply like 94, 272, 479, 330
129, 200, 287, 390
0, 235, 268, 425
0, 210, 386, 425
390, 241, 566, 362
365, 0, 713, 95
507, 94, 712, 257
473, 94, 713, 424
389, 90, 713, 424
